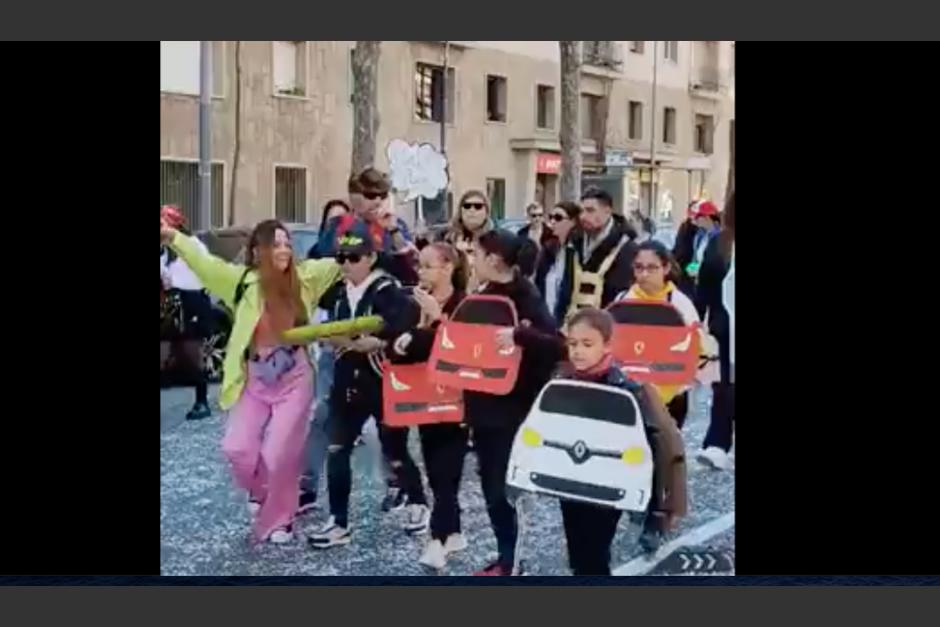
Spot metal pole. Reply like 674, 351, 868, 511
438, 41, 450, 224
199, 41, 212, 231
649, 41, 658, 220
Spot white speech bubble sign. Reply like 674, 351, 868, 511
387, 139, 449, 202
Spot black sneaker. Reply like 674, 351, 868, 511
186, 402, 212, 421
307, 517, 352, 549
380, 486, 408, 513
297, 490, 318, 515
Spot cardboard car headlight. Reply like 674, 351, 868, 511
605, 300, 700, 385
506, 379, 653, 512
427, 295, 522, 395
382, 361, 463, 427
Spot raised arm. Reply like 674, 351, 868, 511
161, 222, 244, 305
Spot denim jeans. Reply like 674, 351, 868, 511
300, 345, 335, 495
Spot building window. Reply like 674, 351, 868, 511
537, 84, 555, 130
486, 178, 506, 221
664, 41, 679, 63
663, 107, 676, 145
694, 114, 715, 154
629, 41, 645, 54
275, 166, 307, 223
581, 94, 601, 140
273, 41, 307, 97
347, 48, 355, 104
486, 75, 508, 123
160, 160, 225, 230
160, 41, 225, 98
629, 101, 643, 140
415, 62, 455, 123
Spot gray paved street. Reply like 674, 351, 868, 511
161, 384, 734, 576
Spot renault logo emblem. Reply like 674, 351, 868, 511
634, 341, 645, 355
572, 440, 588, 461
473, 344, 482, 359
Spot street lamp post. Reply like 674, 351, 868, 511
198, 41, 212, 231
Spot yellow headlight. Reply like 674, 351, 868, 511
622, 447, 644, 465
521, 427, 543, 447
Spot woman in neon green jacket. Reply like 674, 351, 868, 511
161, 217, 341, 544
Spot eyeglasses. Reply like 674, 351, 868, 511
363, 191, 389, 201
462, 202, 486, 210
336, 252, 364, 265
548, 213, 568, 223
529, 212, 544, 219
632, 263, 664, 274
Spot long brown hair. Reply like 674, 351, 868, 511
451, 189, 492, 238
718, 190, 735, 262
245, 219, 308, 330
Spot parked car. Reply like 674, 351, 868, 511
498, 218, 529, 234
160, 223, 319, 385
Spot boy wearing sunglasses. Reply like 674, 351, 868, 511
308, 221, 429, 549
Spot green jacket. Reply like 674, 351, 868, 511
169, 231, 342, 409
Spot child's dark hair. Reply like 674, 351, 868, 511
635, 240, 681, 284
567, 307, 614, 343
318, 198, 350, 233
477, 229, 538, 277
426, 241, 469, 292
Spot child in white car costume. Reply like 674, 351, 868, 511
548, 308, 686, 574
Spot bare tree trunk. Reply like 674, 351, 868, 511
351, 41, 381, 175
559, 41, 581, 202
227, 41, 241, 226
596, 78, 612, 168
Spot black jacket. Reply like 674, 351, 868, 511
388, 290, 467, 365
464, 274, 567, 430
534, 237, 576, 328
319, 273, 420, 379
566, 214, 638, 310
694, 236, 731, 380
672, 218, 698, 299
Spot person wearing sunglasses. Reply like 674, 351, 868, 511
440, 190, 496, 290
307, 221, 429, 550
534, 201, 582, 328
317, 168, 418, 285
517, 203, 546, 248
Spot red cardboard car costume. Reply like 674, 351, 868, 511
382, 361, 463, 427
605, 299, 701, 386
428, 294, 522, 395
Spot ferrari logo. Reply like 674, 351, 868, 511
634, 341, 645, 355
473, 344, 482, 359
435, 384, 446, 395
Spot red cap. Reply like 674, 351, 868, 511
161, 205, 185, 228
692, 200, 719, 218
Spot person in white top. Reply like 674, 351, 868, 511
614, 240, 710, 430
159, 206, 214, 421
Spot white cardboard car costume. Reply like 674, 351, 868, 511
506, 379, 654, 512
722, 244, 735, 383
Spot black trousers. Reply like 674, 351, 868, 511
171, 289, 211, 406
473, 424, 518, 568
560, 499, 623, 575
419, 423, 468, 541
327, 364, 426, 528
703, 382, 735, 452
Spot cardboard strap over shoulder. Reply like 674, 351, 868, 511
638, 383, 688, 525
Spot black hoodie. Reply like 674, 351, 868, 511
463, 273, 567, 430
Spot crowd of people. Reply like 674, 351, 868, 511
160, 166, 735, 576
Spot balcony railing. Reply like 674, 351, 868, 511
581, 41, 623, 71
690, 66, 721, 92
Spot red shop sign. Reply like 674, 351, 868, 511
536, 152, 561, 175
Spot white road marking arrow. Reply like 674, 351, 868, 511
706, 553, 716, 569
693, 554, 703, 569
680, 554, 690, 570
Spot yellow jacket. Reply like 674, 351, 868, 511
169, 231, 341, 409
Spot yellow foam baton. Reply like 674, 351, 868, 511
281, 316, 384, 344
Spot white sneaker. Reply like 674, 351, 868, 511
444, 532, 468, 554
267, 526, 293, 544
403, 504, 431, 535
247, 500, 262, 516
419, 539, 447, 570
307, 516, 352, 549
697, 446, 732, 471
